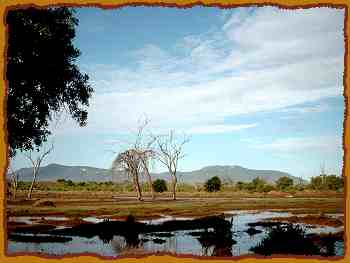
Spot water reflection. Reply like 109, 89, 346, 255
7, 211, 344, 257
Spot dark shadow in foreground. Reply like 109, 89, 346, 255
250, 223, 343, 257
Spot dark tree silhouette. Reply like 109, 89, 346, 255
153, 178, 167, 193
204, 176, 221, 192
6, 7, 93, 157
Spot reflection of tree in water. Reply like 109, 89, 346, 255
109, 215, 143, 255
111, 236, 126, 254
124, 230, 141, 247
324, 238, 336, 256
98, 230, 115, 244
250, 224, 336, 256
110, 234, 143, 255
314, 232, 343, 256
196, 224, 236, 257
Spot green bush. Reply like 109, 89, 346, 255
204, 176, 221, 192
252, 177, 267, 192
276, 176, 294, 191
310, 175, 343, 191
152, 179, 168, 193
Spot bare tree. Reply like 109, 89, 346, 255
8, 165, 19, 200
138, 149, 156, 200
133, 119, 156, 200
112, 149, 144, 201
153, 130, 189, 200
24, 144, 54, 199
111, 118, 157, 201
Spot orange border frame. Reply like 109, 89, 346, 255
0, 1, 348, 263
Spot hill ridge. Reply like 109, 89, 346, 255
11, 163, 303, 184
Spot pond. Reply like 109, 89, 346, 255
7, 210, 344, 257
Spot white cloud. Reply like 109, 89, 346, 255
61, 7, 344, 136
186, 123, 258, 134
279, 103, 332, 114
250, 135, 342, 153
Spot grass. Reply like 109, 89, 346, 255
7, 190, 344, 220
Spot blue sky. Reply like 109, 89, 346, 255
11, 6, 345, 179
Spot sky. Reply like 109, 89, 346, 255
11, 6, 345, 179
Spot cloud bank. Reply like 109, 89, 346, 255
57, 7, 344, 142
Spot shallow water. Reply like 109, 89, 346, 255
139, 215, 193, 225
7, 211, 344, 257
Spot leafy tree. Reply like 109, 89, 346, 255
64, 179, 74, 187
310, 175, 343, 191
204, 176, 221, 192
6, 7, 93, 157
276, 176, 294, 191
251, 177, 266, 192
324, 175, 343, 191
310, 176, 323, 190
152, 179, 168, 193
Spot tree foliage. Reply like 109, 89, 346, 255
6, 7, 93, 156
251, 177, 266, 192
310, 174, 343, 191
152, 179, 167, 193
204, 176, 222, 192
276, 176, 294, 191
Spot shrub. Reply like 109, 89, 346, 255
64, 179, 75, 187
309, 175, 343, 191
152, 179, 168, 193
204, 176, 221, 192
252, 177, 267, 192
276, 176, 293, 191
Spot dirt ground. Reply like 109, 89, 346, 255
6, 190, 344, 220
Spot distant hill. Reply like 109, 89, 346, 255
156, 165, 303, 184
11, 163, 117, 182
11, 163, 304, 184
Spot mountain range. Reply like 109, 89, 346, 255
11, 163, 304, 184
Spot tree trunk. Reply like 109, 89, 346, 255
171, 173, 177, 200
27, 167, 38, 199
144, 167, 155, 200
12, 181, 17, 200
132, 173, 143, 201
